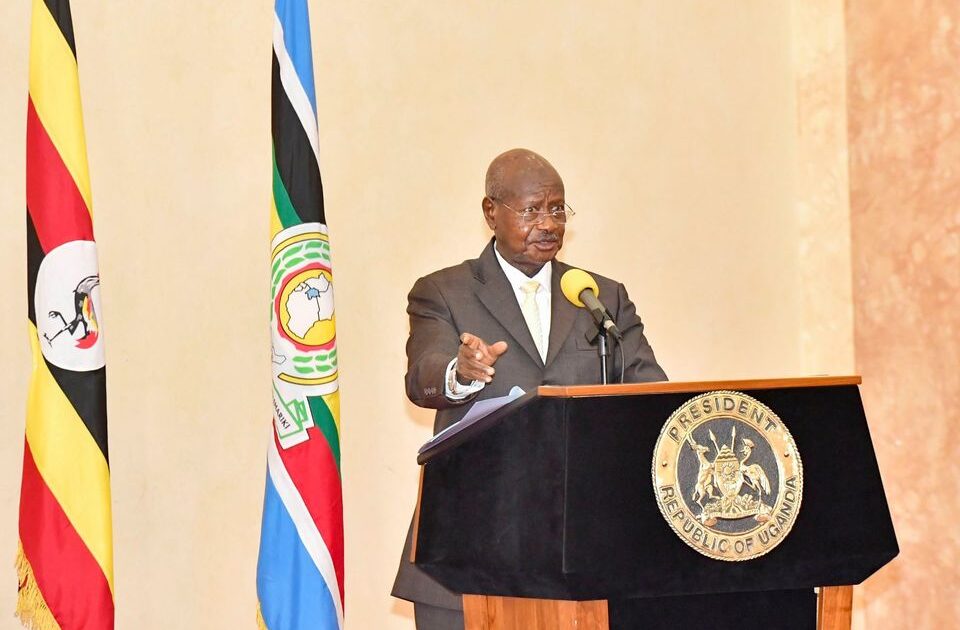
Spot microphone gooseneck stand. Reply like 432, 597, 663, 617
591, 323, 626, 385
597, 329, 609, 385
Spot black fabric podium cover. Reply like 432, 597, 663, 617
414, 381, 898, 629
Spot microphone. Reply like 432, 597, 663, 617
560, 269, 623, 340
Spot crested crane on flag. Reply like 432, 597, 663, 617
257, 1, 345, 628
17, 0, 114, 628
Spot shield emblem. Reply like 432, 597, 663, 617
712, 446, 743, 499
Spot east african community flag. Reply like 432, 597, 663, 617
257, 0, 345, 628
18, 0, 114, 628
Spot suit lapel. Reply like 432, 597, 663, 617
473, 240, 544, 367
545, 260, 577, 367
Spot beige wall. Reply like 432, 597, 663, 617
0, 2, 869, 628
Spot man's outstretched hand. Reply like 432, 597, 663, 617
456, 333, 508, 384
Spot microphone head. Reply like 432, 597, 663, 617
560, 268, 600, 307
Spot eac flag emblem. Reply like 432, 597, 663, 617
270, 222, 338, 448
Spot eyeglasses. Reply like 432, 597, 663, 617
496, 199, 576, 225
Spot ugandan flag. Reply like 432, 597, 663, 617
17, 1, 114, 628
256, 0, 344, 628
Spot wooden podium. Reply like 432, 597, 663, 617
413, 377, 897, 630
461, 587, 852, 630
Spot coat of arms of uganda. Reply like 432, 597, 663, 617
652, 391, 803, 561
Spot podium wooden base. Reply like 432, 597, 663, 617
463, 595, 608, 630
462, 586, 852, 630
818, 586, 853, 630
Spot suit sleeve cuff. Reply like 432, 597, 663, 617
444, 357, 485, 400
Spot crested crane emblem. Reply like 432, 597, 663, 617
653, 391, 803, 561
34, 240, 106, 372
43, 274, 101, 349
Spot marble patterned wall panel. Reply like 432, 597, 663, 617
846, 0, 960, 627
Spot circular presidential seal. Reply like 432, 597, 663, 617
652, 391, 803, 561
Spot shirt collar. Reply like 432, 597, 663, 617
493, 241, 552, 295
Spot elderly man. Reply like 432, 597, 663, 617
392, 149, 667, 630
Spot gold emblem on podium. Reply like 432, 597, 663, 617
652, 391, 803, 561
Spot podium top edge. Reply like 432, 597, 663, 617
537, 375, 862, 398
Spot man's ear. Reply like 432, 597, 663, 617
482, 197, 496, 229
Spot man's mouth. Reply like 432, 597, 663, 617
531, 239, 559, 251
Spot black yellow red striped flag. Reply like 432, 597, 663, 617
17, 0, 114, 628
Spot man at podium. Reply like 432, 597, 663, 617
392, 148, 667, 630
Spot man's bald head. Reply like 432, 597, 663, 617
485, 149, 563, 200
482, 149, 566, 276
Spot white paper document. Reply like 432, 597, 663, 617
418, 386, 526, 455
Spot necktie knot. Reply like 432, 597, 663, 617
521, 280, 540, 296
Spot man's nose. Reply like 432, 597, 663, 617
537, 212, 559, 230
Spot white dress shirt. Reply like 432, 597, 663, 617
445, 242, 552, 399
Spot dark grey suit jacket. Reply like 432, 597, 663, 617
392, 240, 667, 608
